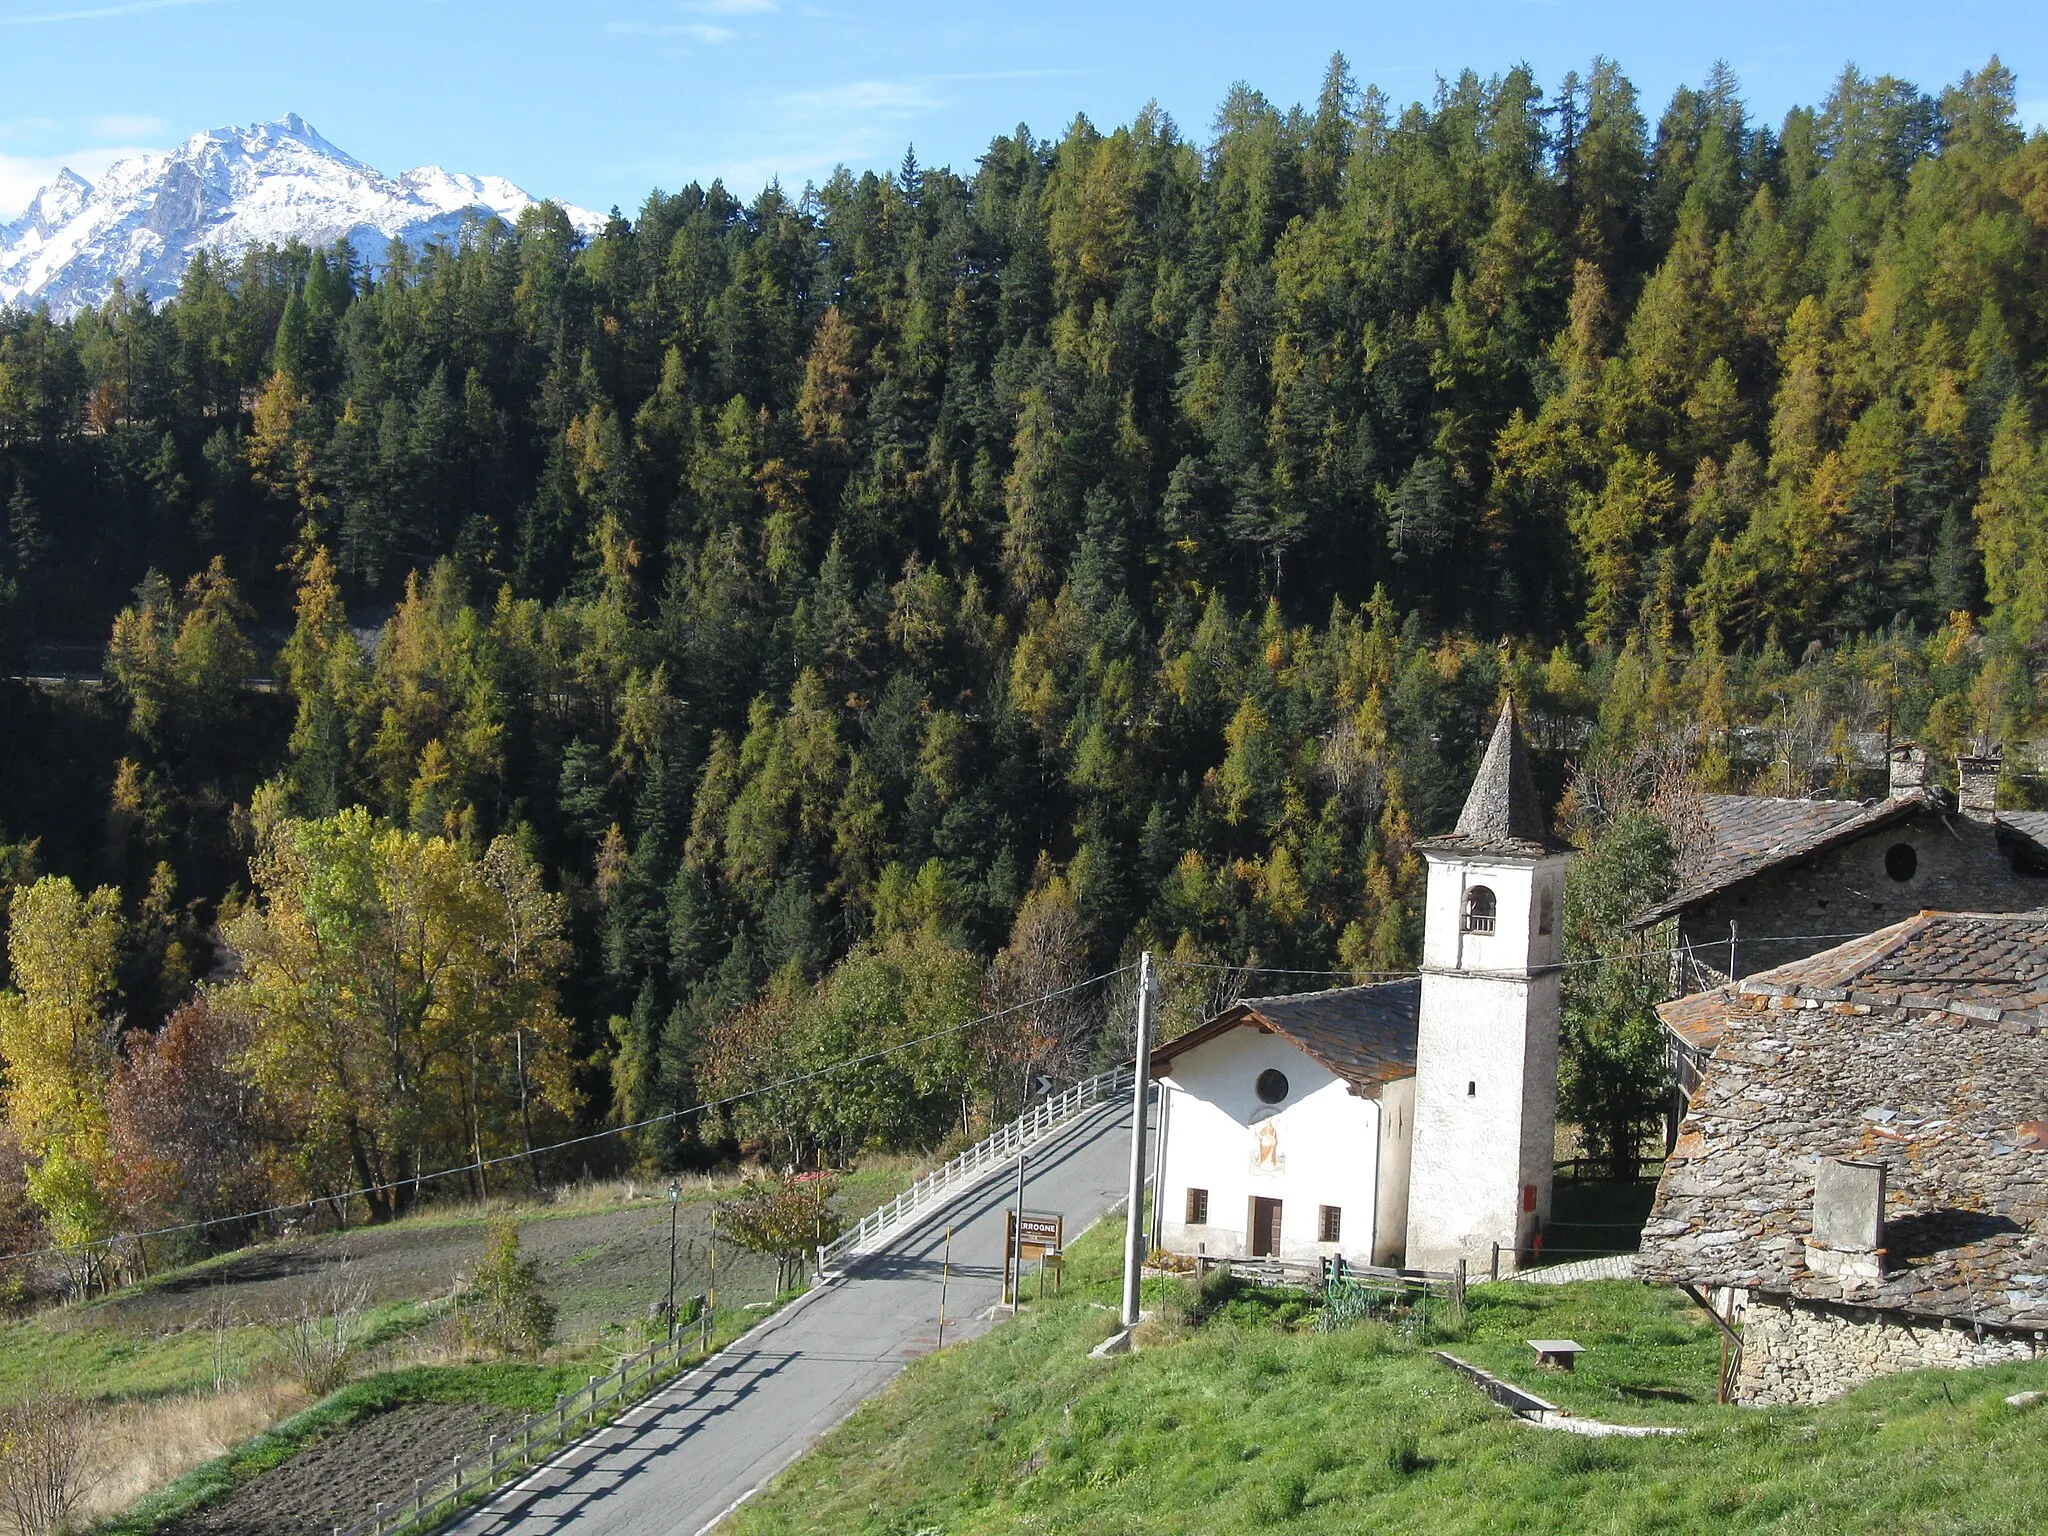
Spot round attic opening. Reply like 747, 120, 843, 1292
1255, 1068, 1290, 1104
1884, 842, 1918, 882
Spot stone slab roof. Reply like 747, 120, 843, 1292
1418, 697, 1571, 858
1632, 791, 1935, 928
1152, 978, 1420, 1096
1639, 913, 2048, 1330
2000, 811, 2048, 868
1661, 910, 2048, 1058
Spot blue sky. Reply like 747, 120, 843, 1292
1, 0, 2044, 219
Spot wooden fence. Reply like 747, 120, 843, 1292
330, 1318, 714, 1536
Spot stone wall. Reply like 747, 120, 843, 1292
1678, 809, 2048, 982
1736, 1294, 2045, 1405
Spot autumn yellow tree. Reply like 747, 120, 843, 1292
0, 877, 124, 1271
222, 809, 579, 1219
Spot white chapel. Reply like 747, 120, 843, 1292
1150, 698, 1571, 1274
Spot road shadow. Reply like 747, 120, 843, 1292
452, 1342, 802, 1533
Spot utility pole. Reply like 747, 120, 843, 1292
665, 1179, 681, 1333
1120, 951, 1155, 1329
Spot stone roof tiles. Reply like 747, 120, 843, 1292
2000, 812, 2048, 869
1632, 792, 1936, 927
1418, 697, 1570, 858
1153, 978, 1420, 1096
1634, 791, 2048, 929
1660, 912, 2048, 1056
1640, 913, 2048, 1331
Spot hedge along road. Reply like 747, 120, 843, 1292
442, 1090, 1146, 1536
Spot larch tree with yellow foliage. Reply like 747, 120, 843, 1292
0, 877, 124, 1288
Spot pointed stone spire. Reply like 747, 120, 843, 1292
1432, 696, 1565, 854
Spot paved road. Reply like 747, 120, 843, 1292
445, 1093, 1142, 1536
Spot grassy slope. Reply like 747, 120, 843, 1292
1, 1162, 916, 1406
0, 1162, 920, 1532
732, 1224, 2048, 1536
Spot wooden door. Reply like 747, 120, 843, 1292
1250, 1197, 1282, 1257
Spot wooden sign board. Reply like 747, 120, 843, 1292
1016, 1212, 1063, 1258
1004, 1210, 1067, 1304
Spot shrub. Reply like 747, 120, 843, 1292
718, 1175, 844, 1294
1385, 1429, 1425, 1476
461, 1218, 557, 1356
0, 1382, 91, 1536
268, 1258, 370, 1395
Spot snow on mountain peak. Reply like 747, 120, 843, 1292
0, 116, 600, 317
1, 168, 94, 243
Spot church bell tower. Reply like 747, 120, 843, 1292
1403, 698, 1570, 1275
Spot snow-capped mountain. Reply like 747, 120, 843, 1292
0, 115, 603, 317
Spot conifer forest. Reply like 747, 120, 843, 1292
3, 54, 2047, 1277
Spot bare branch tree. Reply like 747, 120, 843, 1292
267, 1257, 370, 1396
0, 1382, 92, 1536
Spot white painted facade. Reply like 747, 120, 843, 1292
1155, 1025, 1406, 1267
1151, 704, 1571, 1278
1402, 845, 1569, 1274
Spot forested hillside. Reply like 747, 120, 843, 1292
2, 54, 2045, 1274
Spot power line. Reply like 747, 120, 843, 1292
0, 926, 1915, 1270
0, 963, 1135, 1271
1166, 929, 1895, 986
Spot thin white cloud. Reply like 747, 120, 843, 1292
605, 18, 734, 42
0, 118, 63, 146
88, 113, 169, 138
0, 0, 226, 23
602, 0, 770, 44
777, 80, 947, 119
0, 144, 152, 218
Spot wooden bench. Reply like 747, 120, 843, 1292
1527, 1339, 1587, 1371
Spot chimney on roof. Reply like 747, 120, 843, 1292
1887, 743, 1928, 798
1806, 1158, 1886, 1283
1956, 749, 2002, 822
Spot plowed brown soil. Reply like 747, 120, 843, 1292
159, 1401, 521, 1536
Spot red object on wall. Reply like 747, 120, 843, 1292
1522, 1183, 1537, 1212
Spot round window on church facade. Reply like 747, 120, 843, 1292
1255, 1068, 1290, 1104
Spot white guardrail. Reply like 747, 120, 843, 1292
814, 1062, 1135, 1276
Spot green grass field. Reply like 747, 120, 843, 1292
730, 1222, 2048, 1536
2, 1162, 917, 1408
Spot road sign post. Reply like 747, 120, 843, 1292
1006, 1211, 1063, 1306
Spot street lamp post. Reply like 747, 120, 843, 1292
666, 1179, 681, 1335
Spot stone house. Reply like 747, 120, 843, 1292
1634, 747, 2048, 1103
1151, 699, 1571, 1276
1635, 911, 2048, 1404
